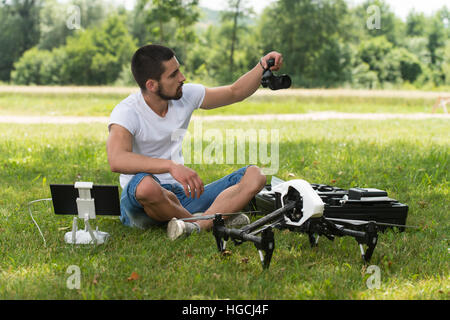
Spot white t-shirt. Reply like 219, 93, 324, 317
108, 83, 206, 188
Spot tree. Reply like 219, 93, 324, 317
354, 0, 406, 46
406, 10, 427, 37
62, 13, 137, 85
443, 40, 450, 85
388, 48, 422, 83
131, 0, 200, 69
405, 37, 431, 66
134, 0, 199, 46
358, 36, 402, 85
214, 0, 255, 81
426, 11, 447, 65
38, 0, 110, 51
12, 13, 137, 85
0, 0, 42, 81
258, 0, 352, 87
38, 0, 72, 50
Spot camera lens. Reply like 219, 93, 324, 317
260, 68, 292, 90
269, 75, 291, 90
280, 75, 291, 89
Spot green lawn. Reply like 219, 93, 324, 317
0, 117, 448, 299
0, 89, 441, 116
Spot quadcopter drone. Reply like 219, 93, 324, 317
181, 177, 414, 269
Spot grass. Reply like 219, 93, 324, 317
0, 117, 448, 299
0, 89, 443, 116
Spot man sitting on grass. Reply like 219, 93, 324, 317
106, 44, 283, 240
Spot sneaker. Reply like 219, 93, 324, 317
167, 218, 200, 240
224, 213, 250, 228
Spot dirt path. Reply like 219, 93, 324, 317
0, 112, 448, 124
1, 85, 449, 99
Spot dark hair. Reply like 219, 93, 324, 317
131, 44, 175, 91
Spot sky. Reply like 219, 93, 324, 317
199, 0, 448, 20
120, 0, 448, 21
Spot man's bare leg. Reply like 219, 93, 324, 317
135, 176, 193, 222
197, 166, 266, 230
135, 166, 265, 230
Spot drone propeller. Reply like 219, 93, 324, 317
325, 217, 418, 229
179, 211, 261, 222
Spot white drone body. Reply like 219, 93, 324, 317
271, 179, 325, 227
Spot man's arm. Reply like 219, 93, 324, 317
107, 124, 204, 198
107, 124, 174, 174
200, 51, 283, 110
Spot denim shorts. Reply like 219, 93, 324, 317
119, 165, 252, 229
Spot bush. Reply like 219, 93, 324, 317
11, 48, 47, 85
351, 62, 379, 89
386, 48, 423, 83
11, 47, 65, 85
356, 36, 426, 86
358, 36, 400, 85
60, 29, 98, 85
11, 14, 137, 86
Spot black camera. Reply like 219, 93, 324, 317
261, 58, 291, 90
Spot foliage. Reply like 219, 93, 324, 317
11, 47, 66, 85
0, 0, 41, 81
443, 41, 450, 85
389, 48, 423, 83
355, 0, 406, 46
258, 0, 353, 88
11, 14, 137, 85
357, 36, 401, 84
406, 10, 427, 37
351, 62, 379, 89
131, 0, 200, 65
63, 14, 137, 85
38, 0, 111, 51
1, 0, 449, 88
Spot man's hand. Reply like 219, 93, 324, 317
260, 51, 283, 71
200, 50, 284, 110
169, 163, 204, 198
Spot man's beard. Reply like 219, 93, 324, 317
157, 82, 183, 100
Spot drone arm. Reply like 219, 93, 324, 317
333, 224, 367, 239
241, 200, 296, 234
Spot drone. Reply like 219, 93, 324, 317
179, 178, 415, 269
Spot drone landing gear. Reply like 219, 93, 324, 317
302, 218, 379, 263
212, 215, 275, 269
358, 222, 378, 263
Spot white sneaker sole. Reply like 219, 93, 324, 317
167, 218, 185, 240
